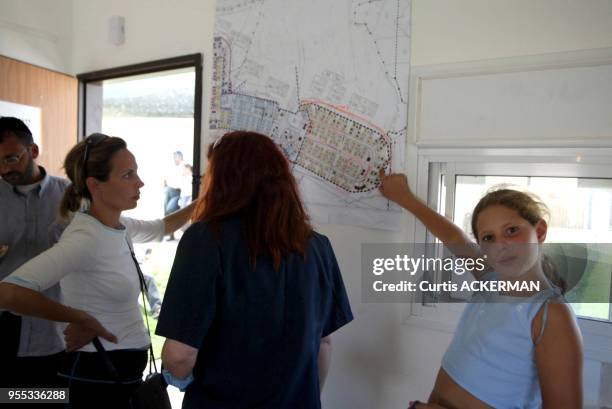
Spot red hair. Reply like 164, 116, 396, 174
193, 131, 312, 270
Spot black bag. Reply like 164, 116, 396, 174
91, 241, 171, 409
92, 338, 171, 409
130, 372, 171, 409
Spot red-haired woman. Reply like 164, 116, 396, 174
156, 131, 353, 409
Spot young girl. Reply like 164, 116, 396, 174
379, 171, 583, 409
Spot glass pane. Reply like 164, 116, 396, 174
454, 175, 612, 322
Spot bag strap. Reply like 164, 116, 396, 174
90, 238, 158, 383
125, 238, 158, 374
92, 337, 122, 383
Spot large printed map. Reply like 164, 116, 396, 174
210, 0, 411, 229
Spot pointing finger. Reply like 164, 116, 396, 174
379, 168, 386, 181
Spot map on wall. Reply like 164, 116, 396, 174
210, 0, 411, 230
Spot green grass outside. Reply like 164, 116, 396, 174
566, 245, 612, 321
136, 241, 177, 359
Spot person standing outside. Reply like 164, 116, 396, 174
163, 151, 184, 240
178, 163, 193, 209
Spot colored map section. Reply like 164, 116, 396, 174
297, 101, 390, 193
211, 37, 391, 193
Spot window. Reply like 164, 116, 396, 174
452, 174, 612, 321
409, 149, 612, 360
422, 159, 612, 322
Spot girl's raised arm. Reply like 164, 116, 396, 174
379, 171, 490, 278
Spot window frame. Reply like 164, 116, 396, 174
409, 146, 612, 363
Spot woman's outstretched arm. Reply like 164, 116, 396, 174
163, 200, 197, 235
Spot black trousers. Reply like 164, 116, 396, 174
0, 312, 67, 408
0, 311, 21, 387
59, 349, 148, 409
0, 312, 66, 386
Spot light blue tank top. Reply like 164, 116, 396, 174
441, 273, 563, 409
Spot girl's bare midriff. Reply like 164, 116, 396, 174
428, 368, 493, 409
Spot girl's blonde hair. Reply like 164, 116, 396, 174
471, 188, 566, 293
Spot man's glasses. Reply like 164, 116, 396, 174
1, 148, 28, 166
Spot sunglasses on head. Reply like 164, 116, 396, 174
82, 133, 108, 168
81, 133, 108, 181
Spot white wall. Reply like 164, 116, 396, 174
411, 0, 612, 67
71, 0, 215, 75
0, 0, 73, 72
71, 0, 216, 144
